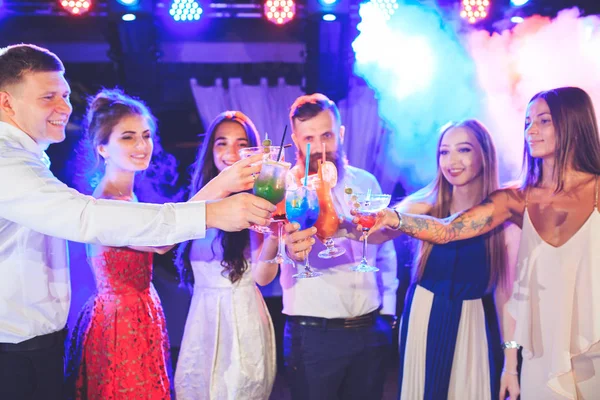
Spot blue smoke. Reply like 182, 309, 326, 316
353, 0, 482, 192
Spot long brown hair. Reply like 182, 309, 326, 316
175, 111, 260, 287
409, 119, 507, 291
523, 87, 600, 192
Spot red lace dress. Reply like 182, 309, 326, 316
66, 247, 172, 399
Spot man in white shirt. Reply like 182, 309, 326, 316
281, 94, 398, 400
0, 44, 275, 400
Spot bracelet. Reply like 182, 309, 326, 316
501, 341, 521, 350
392, 209, 403, 230
502, 368, 519, 376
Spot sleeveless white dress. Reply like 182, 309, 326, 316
174, 230, 276, 400
508, 179, 600, 399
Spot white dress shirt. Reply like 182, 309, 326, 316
0, 121, 207, 343
280, 165, 398, 319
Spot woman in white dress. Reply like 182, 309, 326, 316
173, 111, 313, 400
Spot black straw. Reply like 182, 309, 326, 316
277, 125, 288, 162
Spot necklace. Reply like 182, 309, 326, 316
115, 187, 133, 199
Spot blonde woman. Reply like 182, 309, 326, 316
365, 120, 518, 399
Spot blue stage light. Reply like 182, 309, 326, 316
117, 0, 138, 5
169, 0, 203, 22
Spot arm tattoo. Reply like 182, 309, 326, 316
396, 197, 496, 244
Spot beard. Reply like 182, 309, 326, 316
297, 145, 347, 183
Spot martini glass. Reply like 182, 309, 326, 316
349, 192, 391, 272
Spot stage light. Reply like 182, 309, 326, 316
169, 0, 203, 22
264, 0, 296, 25
59, 0, 92, 15
122, 13, 136, 21
320, 0, 337, 5
117, 0, 138, 5
459, 0, 490, 24
323, 13, 336, 21
511, 16, 524, 23
510, 0, 528, 6
367, 0, 398, 21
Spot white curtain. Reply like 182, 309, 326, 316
338, 81, 394, 192
190, 77, 303, 153
189, 77, 394, 192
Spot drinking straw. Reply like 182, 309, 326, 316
322, 142, 326, 164
277, 125, 288, 162
304, 143, 311, 186
318, 160, 323, 181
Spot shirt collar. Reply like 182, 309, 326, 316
0, 121, 51, 167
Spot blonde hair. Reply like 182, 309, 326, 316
409, 119, 507, 292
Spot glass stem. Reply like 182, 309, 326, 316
325, 237, 333, 250
277, 222, 285, 260
361, 228, 369, 263
304, 250, 312, 273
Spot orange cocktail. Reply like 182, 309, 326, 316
309, 161, 346, 259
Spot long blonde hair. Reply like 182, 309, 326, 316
409, 119, 507, 292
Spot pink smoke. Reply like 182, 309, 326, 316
466, 8, 600, 181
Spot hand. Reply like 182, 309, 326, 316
499, 371, 520, 400
335, 215, 363, 241
203, 154, 263, 197
284, 223, 317, 261
206, 192, 275, 232
351, 208, 400, 238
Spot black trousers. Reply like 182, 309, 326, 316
0, 332, 65, 400
284, 316, 393, 400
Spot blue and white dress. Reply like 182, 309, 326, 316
397, 236, 503, 400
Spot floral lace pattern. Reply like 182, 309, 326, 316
66, 247, 172, 399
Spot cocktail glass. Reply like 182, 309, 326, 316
255, 160, 293, 264
239, 146, 285, 234
286, 184, 321, 279
239, 146, 284, 164
349, 192, 391, 272
308, 173, 346, 259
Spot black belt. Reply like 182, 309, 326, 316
0, 329, 67, 352
288, 310, 378, 329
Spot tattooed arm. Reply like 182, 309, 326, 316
368, 188, 524, 245
351, 199, 432, 243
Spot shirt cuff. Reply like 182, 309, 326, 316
381, 292, 397, 315
172, 201, 206, 242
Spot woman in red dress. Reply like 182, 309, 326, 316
66, 89, 174, 399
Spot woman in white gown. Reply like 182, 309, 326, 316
173, 111, 312, 400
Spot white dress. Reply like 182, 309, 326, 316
174, 230, 276, 400
509, 182, 600, 399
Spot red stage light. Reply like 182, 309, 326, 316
264, 0, 296, 25
460, 0, 489, 23
59, 0, 92, 15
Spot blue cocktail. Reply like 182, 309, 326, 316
286, 186, 321, 279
